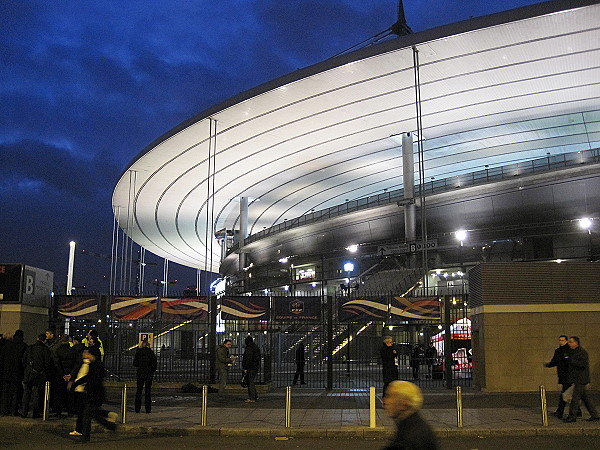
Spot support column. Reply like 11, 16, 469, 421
402, 132, 416, 242
239, 196, 248, 271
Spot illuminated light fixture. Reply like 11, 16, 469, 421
579, 217, 592, 230
388, 326, 393, 330
263, 289, 269, 294
457, 271, 464, 277
343, 262, 354, 272
284, 285, 289, 291
311, 282, 317, 287
278, 257, 289, 263
435, 269, 442, 275
554, 259, 564, 263
346, 244, 359, 253
455, 229, 468, 242
438, 325, 443, 330
345, 278, 350, 284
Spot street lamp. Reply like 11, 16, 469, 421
455, 229, 468, 245
66, 241, 76, 295
578, 218, 593, 259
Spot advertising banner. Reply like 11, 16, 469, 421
390, 296, 441, 321
111, 297, 158, 320
339, 296, 388, 322
273, 296, 321, 321
220, 296, 269, 321
56, 295, 99, 318
160, 297, 208, 321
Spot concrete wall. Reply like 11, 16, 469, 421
0, 304, 49, 345
472, 306, 600, 392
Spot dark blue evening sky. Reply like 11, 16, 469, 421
0, 0, 546, 293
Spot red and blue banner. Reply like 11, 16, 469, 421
390, 296, 441, 320
340, 296, 440, 322
56, 295, 99, 318
220, 296, 269, 321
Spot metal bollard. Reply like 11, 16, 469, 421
540, 385, 548, 427
285, 386, 292, 428
43, 381, 51, 421
369, 386, 376, 428
201, 385, 208, 426
121, 384, 128, 424
456, 386, 463, 428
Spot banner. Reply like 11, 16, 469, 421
161, 297, 208, 321
273, 296, 321, 321
220, 296, 269, 321
56, 295, 99, 318
339, 296, 388, 322
339, 296, 441, 322
111, 297, 158, 320
390, 296, 440, 320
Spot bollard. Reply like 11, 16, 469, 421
455, 386, 463, 428
43, 381, 51, 421
201, 385, 208, 426
369, 386, 376, 428
121, 384, 127, 424
540, 385, 548, 427
285, 386, 292, 428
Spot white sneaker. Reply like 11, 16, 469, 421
107, 412, 118, 423
69, 430, 82, 436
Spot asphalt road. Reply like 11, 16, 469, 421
1, 425, 599, 450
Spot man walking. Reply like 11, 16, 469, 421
133, 339, 157, 413
544, 335, 572, 418
242, 336, 261, 403
292, 343, 306, 386
380, 336, 398, 396
563, 336, 599, 423
215, 339, 234, 398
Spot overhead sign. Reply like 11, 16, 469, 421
409, 240, 438, 253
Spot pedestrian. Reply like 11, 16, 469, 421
292, 343, 306, 386
563, 336, 599, 423
242, 336, 261, 403
1, 330, 27, 416
21, 333, 53, 418
382, 380, 439, 450
54, 334, 78, 417
544, 334, 578, 419
425, 343, 437, 378
380, 336, 398, 396
215, 339, 234, 397
70, 348, 117, 441
410, 345, 421, 380
82, 330, 104, 360
133, 339, 157, 413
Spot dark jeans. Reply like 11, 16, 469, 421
568, 383, 599, 419
218, 368, 229, 393
246, 369, 258, 400
135, 378, 153, 413
293, 362, 305, 385
75, 393, 114, 441
54, 377, 74, 415
1, 380, 23, 415
22, 381, 44, 417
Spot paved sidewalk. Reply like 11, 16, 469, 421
3, 388, 600, 439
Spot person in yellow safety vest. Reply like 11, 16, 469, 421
82, 329, 104, 360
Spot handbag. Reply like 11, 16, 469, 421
241, 373, 248, 388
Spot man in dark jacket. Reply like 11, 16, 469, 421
380, 336, 398, 397
133, 340, 157, 413
71, 348, 117, 441
54, 334, 78, 416
292, 343, 306, 386
242, 336, 261, 402
1, 330, 28, 415
22, 333, 53, 418
564, 336, 599, 423
383, 380, 439, 450
216, 339, 234, 397
545, 335, 572, 418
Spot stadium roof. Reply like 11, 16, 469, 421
113, 0, 600, 273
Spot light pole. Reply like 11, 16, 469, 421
578, 218, 593, 259
455, 230, 467, 271
66, 241, 76, 295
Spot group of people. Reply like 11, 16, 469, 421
545, 335, 599, 423
216, 335, 262, 402
0, 328, 116, 442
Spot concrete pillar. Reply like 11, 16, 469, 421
402, 133, 416, 242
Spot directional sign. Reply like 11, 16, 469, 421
409, 240, 438, 253
378, 244, 408, 256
